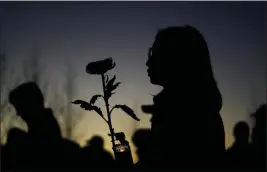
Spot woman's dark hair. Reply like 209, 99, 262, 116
154, 25, 213, 77
154, 25, 222, 112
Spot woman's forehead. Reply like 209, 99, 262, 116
152, 37, 163, 48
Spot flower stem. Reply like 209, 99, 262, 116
101, 74, 116, 154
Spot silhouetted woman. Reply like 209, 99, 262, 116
143, 25, 225, 170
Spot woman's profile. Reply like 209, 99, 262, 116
143, 25, 225, 170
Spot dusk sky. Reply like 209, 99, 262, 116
0, 2, 266, 161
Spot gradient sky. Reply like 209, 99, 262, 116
0, 1, 266, 162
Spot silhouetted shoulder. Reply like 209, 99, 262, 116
7, 127, 28, 143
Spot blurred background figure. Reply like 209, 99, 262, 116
132, 129, 152, 167
81, 135, 115, 169
226, 121, 252, 170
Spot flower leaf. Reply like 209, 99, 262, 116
91, 106, 104, 118
114, 104, 140, 121
111, 82, 121, 92
72, 100, 103, 118
106, 75, 116, 91
72, 100, 85, 104
72, 100, 92, 110
106, 91, 115, 100
89, 95, 102, 105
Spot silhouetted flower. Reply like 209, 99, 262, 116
73, 57, 139, 159
86, 57, 116, 75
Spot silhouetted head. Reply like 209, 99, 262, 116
87, 135, 104, 149
146, 25, 213, 87
132, 129, 152, 155
233, 121, 250, 143
251, 104, 266, 145
9, 82, 44, 121
251, 104, 266, 125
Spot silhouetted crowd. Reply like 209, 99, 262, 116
1, 25, 266, 171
